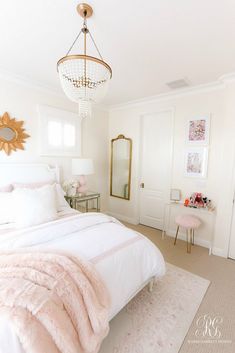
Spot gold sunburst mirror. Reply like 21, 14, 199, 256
0, 112, 30, 155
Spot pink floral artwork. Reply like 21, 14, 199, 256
187, 152, 202, 174
188, 119, 206, 142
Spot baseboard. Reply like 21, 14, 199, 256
166, 229, 211, 249
105, 211, 139, 225
212, 247, 227, 258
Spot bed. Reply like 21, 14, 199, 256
0, 164, 165, 353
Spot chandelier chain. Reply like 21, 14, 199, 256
66, 29, 82, 56
83, 16, 87, 29
65, 26, 104, 61
88, 31, 104, 61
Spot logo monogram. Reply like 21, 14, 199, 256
195, 314, 223, 338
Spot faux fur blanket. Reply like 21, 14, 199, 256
0, 251, 110, 353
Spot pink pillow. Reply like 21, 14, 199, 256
0, 184, 13, 192
13, 181, 54, 189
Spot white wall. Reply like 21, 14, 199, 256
213, 81, 235, 256
82, 107, 109, 211
108, 82, 235, 257
0, 76, 109, 211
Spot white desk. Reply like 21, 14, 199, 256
162, 202, 216, 254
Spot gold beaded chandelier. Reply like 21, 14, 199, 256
57, 3, 112, 118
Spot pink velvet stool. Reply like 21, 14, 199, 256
174, 214, 201, 253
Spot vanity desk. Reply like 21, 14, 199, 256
162, 201, 216, 255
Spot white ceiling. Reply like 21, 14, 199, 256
0, 0, 235, 105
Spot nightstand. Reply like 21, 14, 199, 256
65, 191, 100, 213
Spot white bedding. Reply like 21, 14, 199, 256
0, 210, 165, 353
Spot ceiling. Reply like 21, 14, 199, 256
0, 0, 235, 105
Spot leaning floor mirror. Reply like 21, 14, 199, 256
110, 134, 132, 200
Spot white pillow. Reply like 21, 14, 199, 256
0, 192, 13, 224
55, 184, 69, 210
12, 184, 58, 228
13, 182, 69, 212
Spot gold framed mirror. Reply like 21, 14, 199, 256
0, 112, 30, 155
110, 134, 132, 200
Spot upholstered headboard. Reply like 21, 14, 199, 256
0, 164, 60, 187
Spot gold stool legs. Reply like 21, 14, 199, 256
187, 229, 194, 253
187, 229, 191, 253
174, 226, 195, 253
174, 225, 179, 245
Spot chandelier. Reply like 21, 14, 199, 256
57, 3, 112, 118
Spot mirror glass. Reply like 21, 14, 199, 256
110, 135, 132, 200
0, 127, 16, 141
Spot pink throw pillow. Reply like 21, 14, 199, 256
12, 181, 54, 189
0, 184, 13, 192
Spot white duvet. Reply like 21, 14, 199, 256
0, 211, 165, 353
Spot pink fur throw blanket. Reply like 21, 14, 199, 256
0, 251, 110, 353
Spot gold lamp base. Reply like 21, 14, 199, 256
77, 3, 93, 18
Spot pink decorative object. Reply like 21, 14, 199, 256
185, 192, 214, 210
175, 214, 201, 253
175, 215, 201, 229
72, 158, 94, 195
191, 192, 204, 208
0, 250, 110, 353
77, 175, 88, 193
0, 184, 13, 192
12, 180, 54, 189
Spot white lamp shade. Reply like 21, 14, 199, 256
72, 158, 94, 176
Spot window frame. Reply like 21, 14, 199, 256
38, 105, 81, 157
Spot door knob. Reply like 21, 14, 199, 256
140, 182, 145, 188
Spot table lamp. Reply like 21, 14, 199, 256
72, 158, 94, 194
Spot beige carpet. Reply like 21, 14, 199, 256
124, 223, 235, 353
99, 263, 209, 353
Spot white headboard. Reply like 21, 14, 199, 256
0, 164, 60, 187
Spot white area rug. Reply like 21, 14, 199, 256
99, 263, 210, 353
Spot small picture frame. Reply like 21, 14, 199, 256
187, 116, 210, 145
185, 147, 208, 178
170, 189, 181, 202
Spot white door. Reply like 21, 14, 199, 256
139, 110, 173, 230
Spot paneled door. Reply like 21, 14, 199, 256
139, 110, 173, 230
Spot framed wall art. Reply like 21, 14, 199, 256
170, 188, 181, 202
0, 112, 30, 155
184, 147, 208, 178
187, 116, 210, 145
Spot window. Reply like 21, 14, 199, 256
48, 121, 62, 147
38, 105, 81, 156
64, 123, 75, 147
